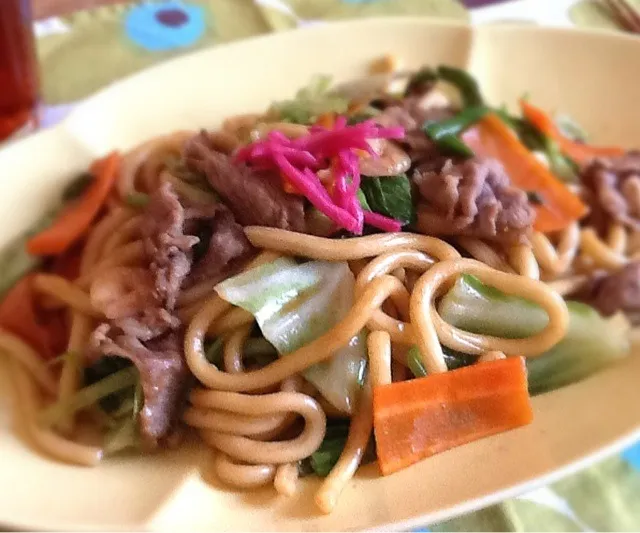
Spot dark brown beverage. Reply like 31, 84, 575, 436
0, 0, 39, 141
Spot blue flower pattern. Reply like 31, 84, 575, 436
124, 1, 206, 52
622, 441, 640, 471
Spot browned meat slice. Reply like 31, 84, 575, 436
359, 139, 411, 177
88, 325, 189, 448
142, 183, 198, 310
578, 262, 640, 318
375, 101, 455, 165
86, 183, 200, 446
580, 152, 640, 234
184, 131, 306, 231
414, 157, 534, 245
187, 204, 254, 285
112, 309, 179, 342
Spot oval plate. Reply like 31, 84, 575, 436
1, 18, 640, 532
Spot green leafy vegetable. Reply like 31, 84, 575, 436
555, 114, 588, 142
104, 377, 143, 455
494, 106, 544, 150
543, 137, 579, 183
359, 174, 414, 225
82, 356, 135, 412
40, 364, 139, 426
406, 345, 476, 378
300, 419, 376, 477
0, 211, 59, 297
310, 435, 348, 476
215, 258, 367, 413
436, 65, 485, 107
268, 75, 350, 125
357, 188, 371, 211
494, 108, 578, 182
437, 275, 631, 394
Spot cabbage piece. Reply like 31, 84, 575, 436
216, 258, 366, 413
437, 275, 631, 395
268, 75, 350, 125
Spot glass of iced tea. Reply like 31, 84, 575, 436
0, 0, 39, 142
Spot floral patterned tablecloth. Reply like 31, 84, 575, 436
31, 1, 640, 530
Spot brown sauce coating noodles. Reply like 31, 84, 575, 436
7, 109, 628, 517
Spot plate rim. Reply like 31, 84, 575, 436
2, 16, 640, 532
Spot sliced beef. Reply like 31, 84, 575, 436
184, 131, 306, 232
86, 183, 200, 446
576, 262, 640, 319
359, 139, 411, 177
375, 100, 456, 166
580, 151, 640, 234
186, 204, 254, 285
87, 325, 189, 448
142, 183, 198, 310
414, 157, 534, 245
112, 309, 179, 342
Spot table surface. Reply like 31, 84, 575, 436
32, 0, 124, 19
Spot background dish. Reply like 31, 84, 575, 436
1, 18, 640, 531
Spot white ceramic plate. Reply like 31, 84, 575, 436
1, 18, 640, 532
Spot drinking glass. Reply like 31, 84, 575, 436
0, 0, 39, 141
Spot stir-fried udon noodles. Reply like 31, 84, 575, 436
1, 59, 637, 513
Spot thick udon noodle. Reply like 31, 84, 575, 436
0, 116, 635, 513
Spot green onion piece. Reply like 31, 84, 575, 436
125, 192, 150, 208
435, 135, 475, 158
423, 105, 489, 141
436, 65, 485, 107
404, 66, 438, 97
310, 438, 347, 476
308, 420, 351, 476
39, 366, 138, 427
407, 346, 427, 378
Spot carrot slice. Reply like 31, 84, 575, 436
462, 115, 587, 233
373, 356, 533, 476
520, 100, 624, 165
0, 276, 65, 359
26, 151, 121, 256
